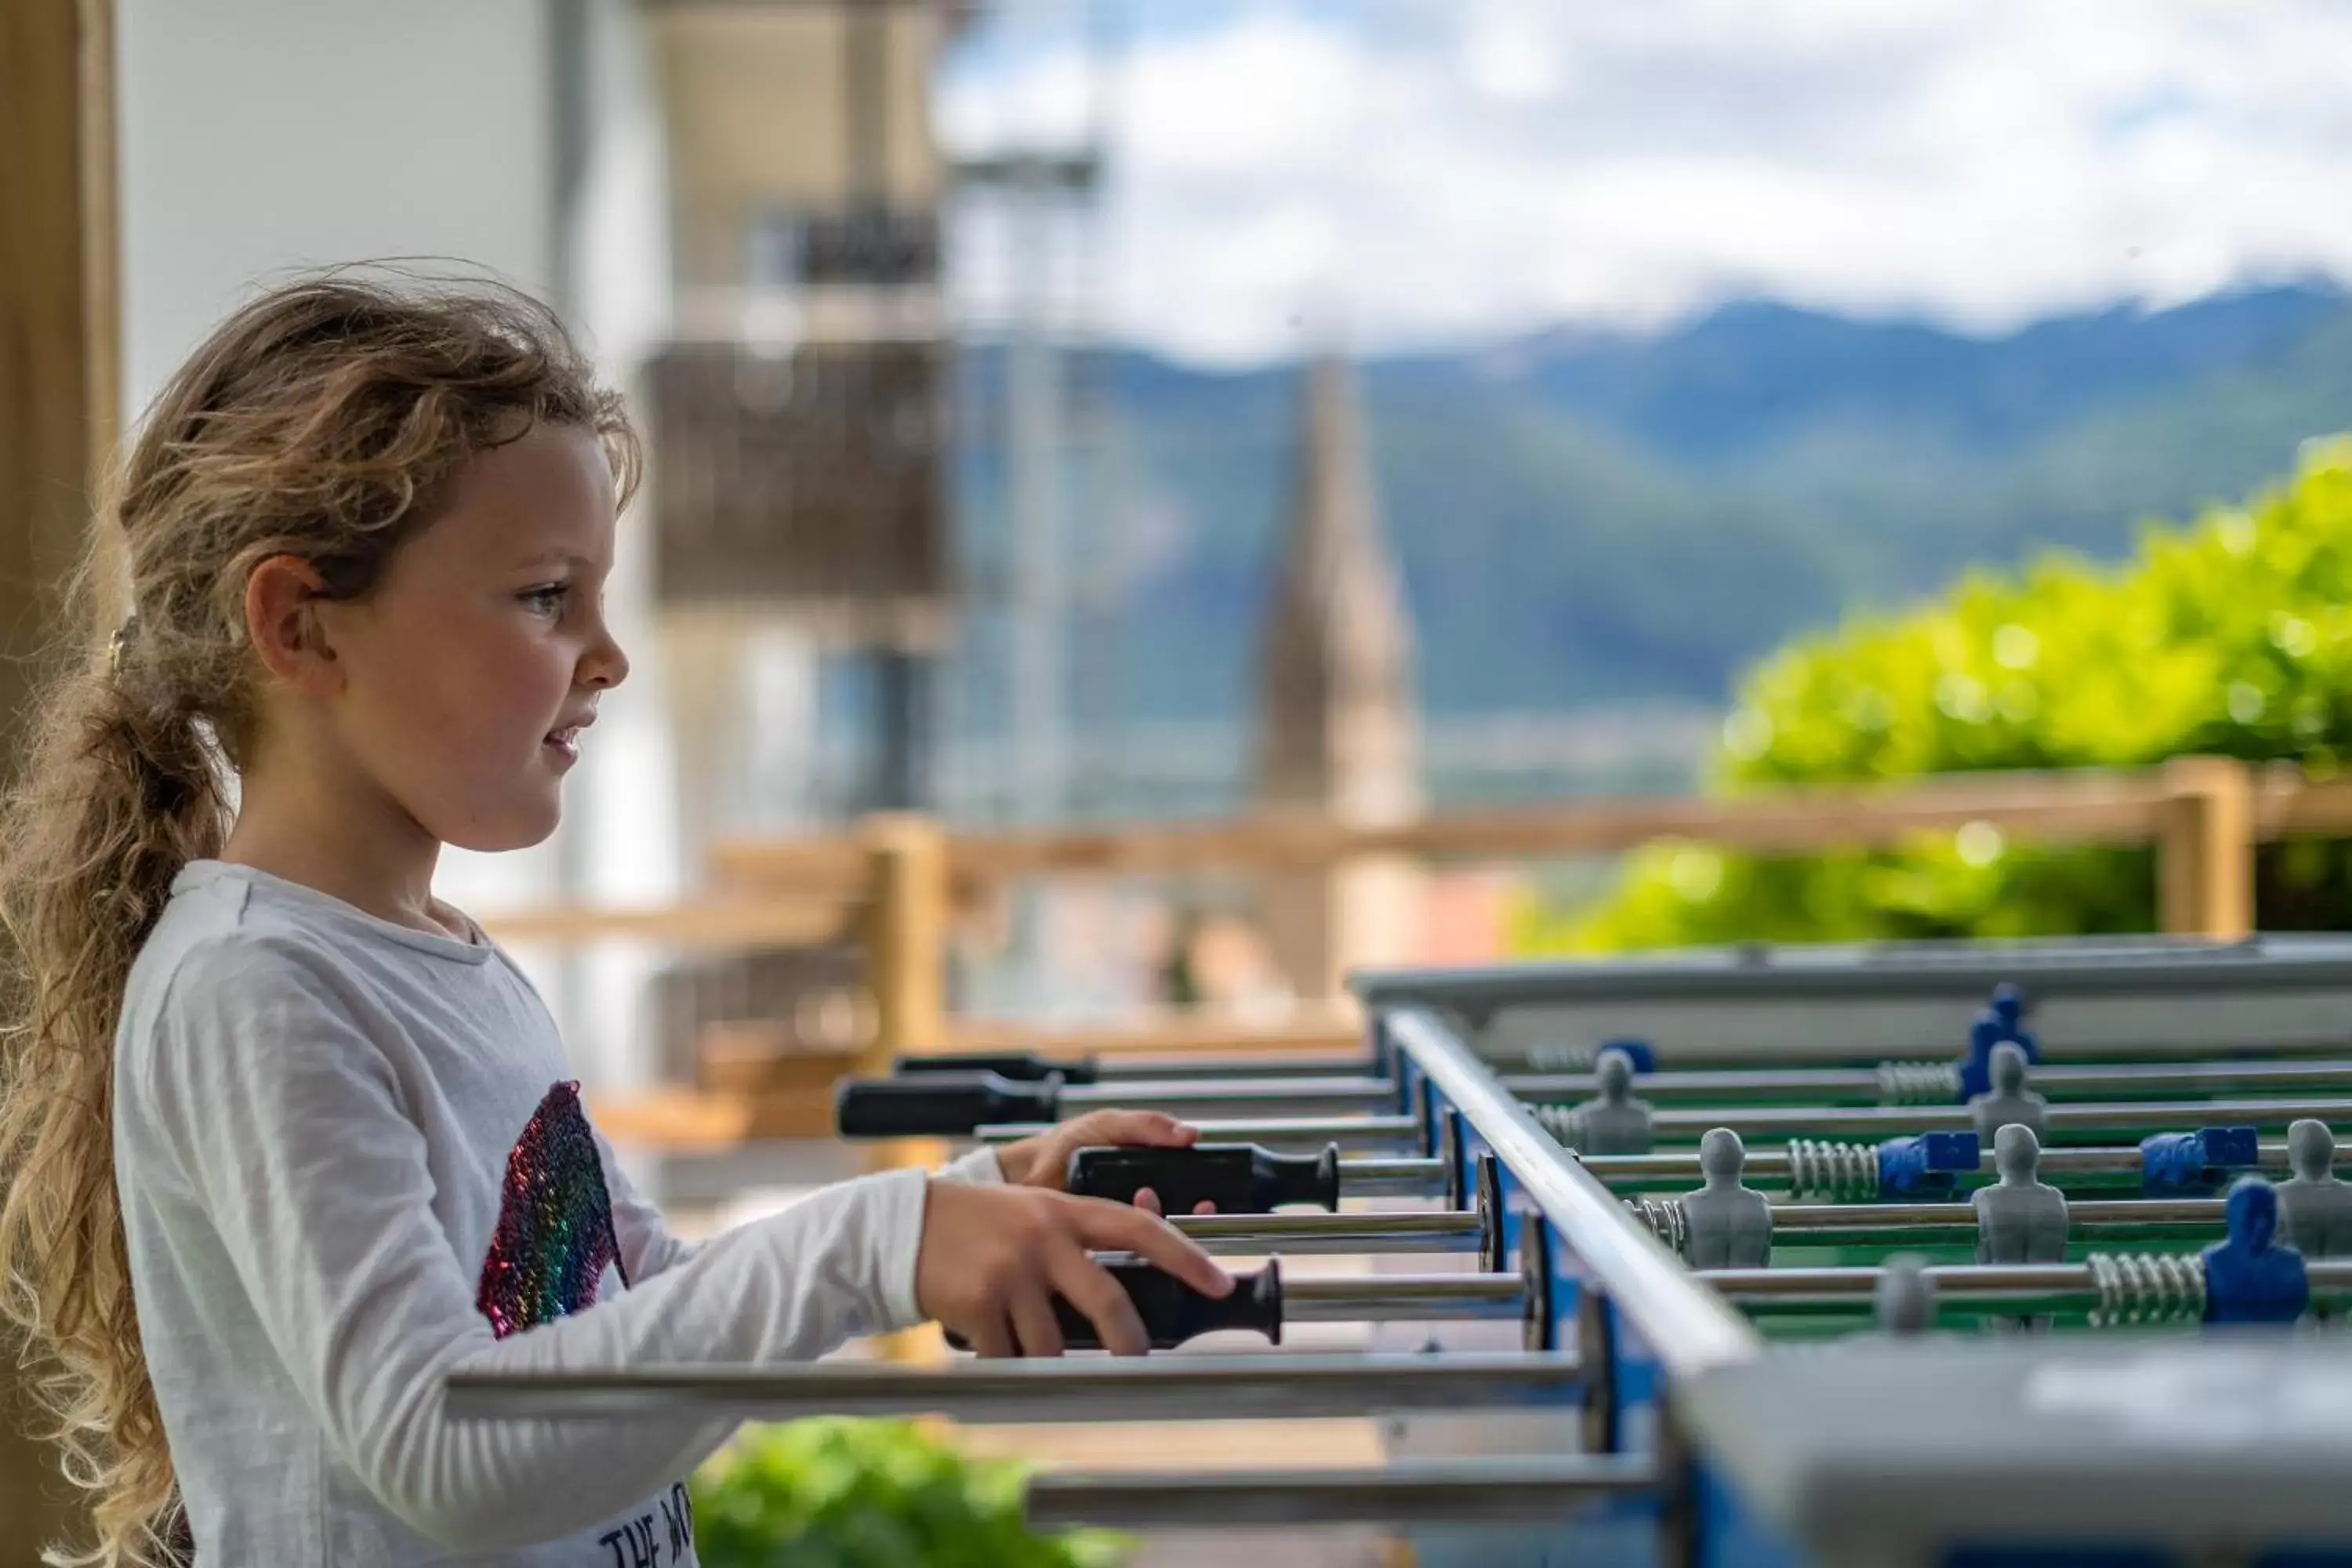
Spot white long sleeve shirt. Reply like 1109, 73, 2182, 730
114, 861, 995, 1566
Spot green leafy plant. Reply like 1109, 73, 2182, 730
691, 1418, 1131, 1568
1525, 436, 2352, 953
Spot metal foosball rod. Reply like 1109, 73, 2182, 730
1281, 1272, 1528, 1323
1623, 1123, 2352, 1260
1700, 1257, 2352, 1317
1058, 1125, 2299, 1213
1538, 1094, 2352, 1150
1522, 1042, 2352, 1157
935, 1258, 1527, 1352
1504, 1058, 2352, 1109
834, 1071, 1402, 1138
1165, 1208, 1487, 1256
1022, 1455, 1657, 1530
442, 1351, 1584, 1425
1054, 1121, 2329, 1213
890, 1048, 1379, 1084
1577, 1131, 2286, 1200
1508, 1034, 2352, 1074
1623, 1193, 2229, 1255
982, 1113, 1426, 1155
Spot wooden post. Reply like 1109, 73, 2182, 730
860, 813, 949, 1359
2158, 756, 2254, 939
1, 0, 117, 1559
863, 811, 947, 1073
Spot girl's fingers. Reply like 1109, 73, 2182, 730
1006, 1283, 1065, 1359
1133, 1187, 1165, 1217
966, 1312, 1015, 1360
1045, 1237, 1151, 1357
1067, 1110, 1197, 1150
1062, 1195, 1232, 1298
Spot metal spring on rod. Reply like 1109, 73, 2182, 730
1532, 1104, 1587, 1149
1523, 1043, 1594, 1073
1623, 1197, 1690, 1258
1875, 1059, 1962, 1105
1786, 1138, 1879, 1201
2088, 1252, 2205, 1327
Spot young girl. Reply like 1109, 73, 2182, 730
0, 274, 1229, 1567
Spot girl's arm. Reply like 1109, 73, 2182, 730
608, 1109, 1201, 1283
137, 938, 936, 1552
601, 1137, 1000, 1283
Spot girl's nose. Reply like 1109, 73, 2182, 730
582, 621, 630, 691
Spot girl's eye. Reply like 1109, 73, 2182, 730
520, 584, 568, 616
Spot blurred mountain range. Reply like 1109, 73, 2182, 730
953, 283, 2352, 732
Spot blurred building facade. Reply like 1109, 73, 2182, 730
647, 1, 961, 848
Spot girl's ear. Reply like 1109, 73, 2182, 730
244, 556, 339, 695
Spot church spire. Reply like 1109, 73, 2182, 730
1253, 354, 1422, 999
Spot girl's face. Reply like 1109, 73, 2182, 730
321, 423, 629, 852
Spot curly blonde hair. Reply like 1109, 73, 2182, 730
0, 271, 639, 1566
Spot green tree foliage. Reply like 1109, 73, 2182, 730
1523, 437, 2352, 953
692, 1419, 1130, 1568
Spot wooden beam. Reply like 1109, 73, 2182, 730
476, 895, 851, 951
709, 767, 2176, 891
2257, 772, 2352, 839
708, 833, 870, 898
942, 1005, 1363, 1061
586, 1084, 837, 1148
0, 0, 116, 1559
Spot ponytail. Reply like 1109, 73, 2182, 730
0, 546, 230, 1566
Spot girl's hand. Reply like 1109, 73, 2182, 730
914, 1180, 1232, 1357
989, 1109, 1215, 1214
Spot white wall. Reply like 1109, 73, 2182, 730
119, 0, 561, 414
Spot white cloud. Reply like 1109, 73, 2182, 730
938, 0, 2352, 367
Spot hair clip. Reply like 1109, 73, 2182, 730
107, 615, 140, 676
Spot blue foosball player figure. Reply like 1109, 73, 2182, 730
2200, 1177, 2310, 1327
1955, 985, 2039, 1099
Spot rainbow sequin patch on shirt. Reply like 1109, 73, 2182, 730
474, 1081, 628, 1339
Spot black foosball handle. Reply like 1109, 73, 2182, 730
891, 1051, 1101, 1085
1065, 1142, 1344, 1214
833, 1071, 1058, 1138
944, 1260, 1283, 1352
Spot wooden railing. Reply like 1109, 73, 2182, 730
475, 757, 2352, 1149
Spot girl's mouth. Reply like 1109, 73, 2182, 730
544, 727, 582, 765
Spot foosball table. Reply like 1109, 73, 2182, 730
452, 935, 2352, 1566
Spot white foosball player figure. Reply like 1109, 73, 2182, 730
1571, 1047, 1657, 1156
1682, 1127, 1773, 1269
1972, 1123, 2070, 1265
2279, 1119, 2352, 1261
1875, 1254, 1937, 1337
1968, 1041, 2049, 1144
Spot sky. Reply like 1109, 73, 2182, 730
936, 0, 2352, 367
